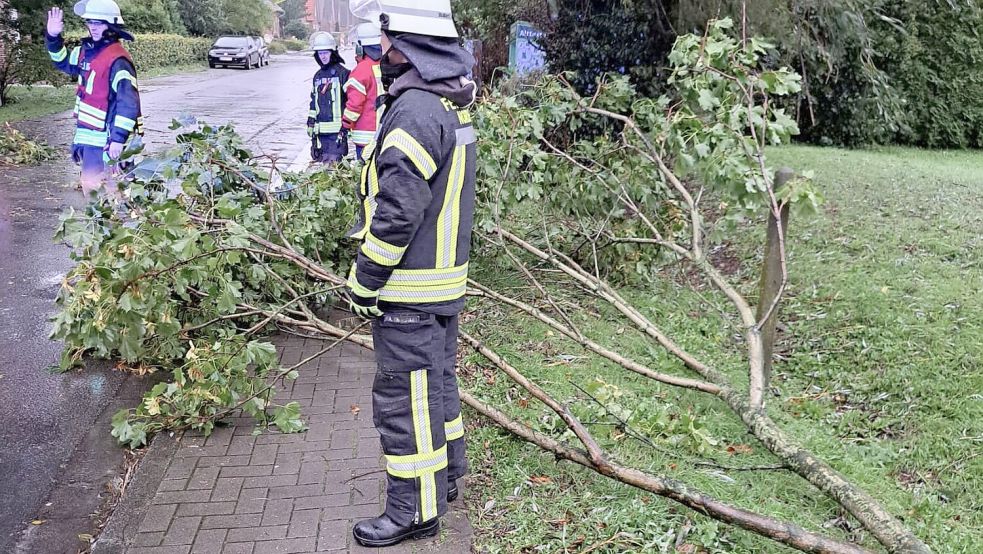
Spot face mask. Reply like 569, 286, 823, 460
380, 46, 412, 88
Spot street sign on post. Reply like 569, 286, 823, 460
509, 21, 546, 75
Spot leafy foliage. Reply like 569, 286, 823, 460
53, 20, 811, 447
126, 34, 213, 72
175, 0, 275, 37
474, 19, 811, 280
117, 0, 186, 35
873, 0, 983, 148
0, 123, 58, 164
52, 121, 357, 445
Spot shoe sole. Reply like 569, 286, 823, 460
353, 521, 440, 548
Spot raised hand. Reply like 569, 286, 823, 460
46, 7, 64, 37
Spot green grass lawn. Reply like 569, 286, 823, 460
0, 63, 205, 125
461, 145, 983, 553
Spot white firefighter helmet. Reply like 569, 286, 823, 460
355, 22, 382, 46
74, 0, 124, 25
310, 31, 338, 52
350, 0, 458, 38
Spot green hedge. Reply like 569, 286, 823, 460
126, 34, 213, 72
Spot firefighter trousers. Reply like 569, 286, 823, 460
370, 309, 467, 526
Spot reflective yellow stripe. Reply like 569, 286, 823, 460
445, 415, 464, 441
410, 370, 439, 521
379, 265, 469, 303
314, 122, 342, 134
346, 265, 379, 299
436, 144, 467, 268
361, 231, 407, 267
331, 77, 342, 123
114, 116, 137, 132
85, 70, 97, 94
73, 128, 108, 146
69, 47, 81, 66
77, 113, 104, 128
380, 129, 437, 180
78, 102, 108, 118
343, 108, 361, 121
350, 130, 375, 145
111, 70, 137, 92
308, 109, 317, 118
50, 48, 68, 62
385, 445, 448, 479
352, 159, 379, 240
344, 78, 366, 95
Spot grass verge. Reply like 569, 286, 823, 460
461, 144, 983, 553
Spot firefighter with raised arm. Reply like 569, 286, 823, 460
345, 0, 478, 547
45, 0, 142, 198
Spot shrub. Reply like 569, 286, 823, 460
281, 38, 306, 52
283, 20, 311, 40
126, 34, 213, 71
267, 41, 287, 55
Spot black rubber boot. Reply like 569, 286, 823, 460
447, 480, 459, 503
352, 514, 439, 548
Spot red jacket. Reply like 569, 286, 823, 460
342, 57, 382, 146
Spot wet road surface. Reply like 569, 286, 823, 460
0, 52, 329, 551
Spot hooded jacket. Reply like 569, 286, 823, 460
347, 55, 478, 315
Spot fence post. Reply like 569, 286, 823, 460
755, 167, 794, 403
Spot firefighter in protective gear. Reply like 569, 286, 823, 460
307, 32, 351, 164
345, 0, 477, 547
342, 22, 384, 162
46, 1, 143, 197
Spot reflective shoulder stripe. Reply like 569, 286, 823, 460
49, 48, 68, 62
69, 47, 81, 65
344, 78, 367, 95
380, 129, 437, 180
111, 70, 137, 92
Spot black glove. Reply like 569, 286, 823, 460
337, 128, 348, 145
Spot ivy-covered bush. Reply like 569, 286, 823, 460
873, 0, 983, 148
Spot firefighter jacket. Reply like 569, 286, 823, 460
308, 61, 350, 136
46, 33, 142, 149
342, 57, 383, 146
347, 68, 478, 315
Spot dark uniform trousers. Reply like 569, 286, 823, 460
371, 309, 467, 526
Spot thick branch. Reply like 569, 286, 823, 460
459, 391, 873, 554
468, 280, 720, 394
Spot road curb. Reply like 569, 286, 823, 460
91, 431, 182, 554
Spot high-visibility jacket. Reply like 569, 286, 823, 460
308, 63, 350, 136
347, 72, 478, 314
342, 57, 383, 146
46, 34, 142, 148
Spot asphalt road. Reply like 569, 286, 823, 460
0, 52, 332, 552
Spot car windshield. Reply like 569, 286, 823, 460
214, 37, 249, 48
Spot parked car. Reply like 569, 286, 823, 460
207, 36, 269, 70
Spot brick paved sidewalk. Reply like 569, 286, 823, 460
121, 336, 472, 554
